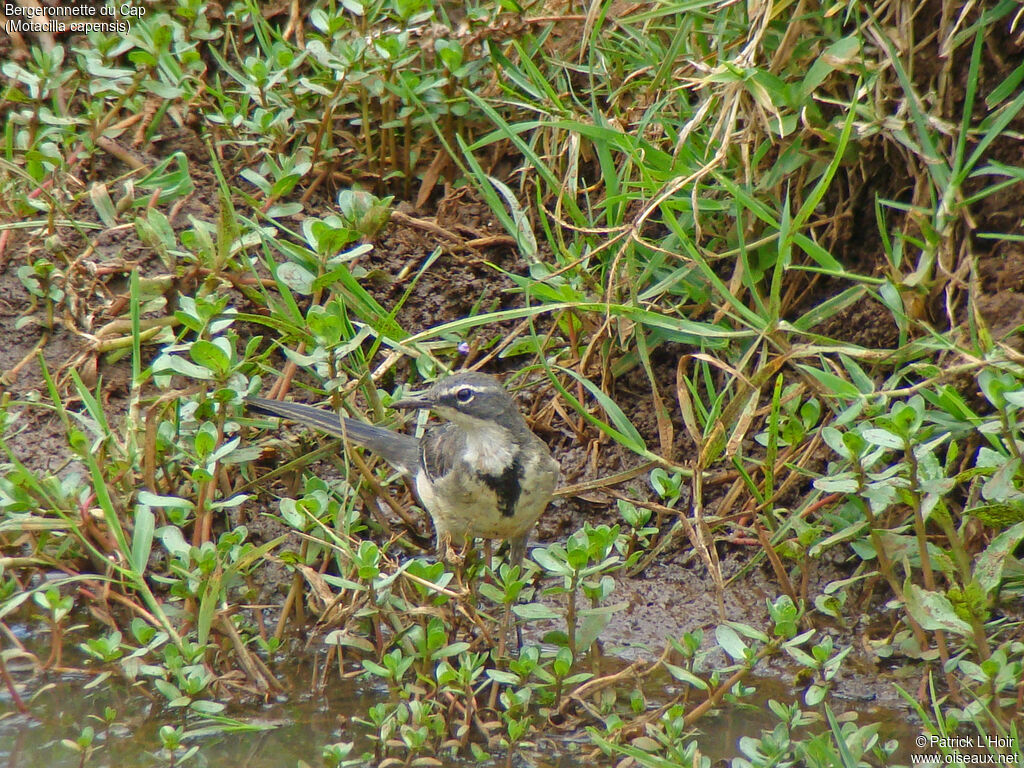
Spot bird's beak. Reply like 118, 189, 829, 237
391, 392, 432, 410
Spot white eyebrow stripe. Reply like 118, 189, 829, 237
442, 384, 492, 395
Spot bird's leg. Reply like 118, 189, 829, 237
483, 539, 493, 571
501, 535, 528, 657
485, 538, 509, 662
437, 532, 472, 596
463, 540, 484, 630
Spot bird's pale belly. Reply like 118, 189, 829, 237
414, 465, 553, 544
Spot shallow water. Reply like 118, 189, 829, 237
2, 666, 374, 767
2, 657, 925, 768
2, 604, 934, 768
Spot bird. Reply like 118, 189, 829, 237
246, 371, 560, 564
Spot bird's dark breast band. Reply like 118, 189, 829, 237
477, 456, 523, 518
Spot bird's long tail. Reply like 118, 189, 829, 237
246, 397, 420, 475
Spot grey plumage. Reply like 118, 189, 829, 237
246, 396, 420, 473
246, 372, 559, 562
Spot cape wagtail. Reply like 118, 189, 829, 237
247, 371, 560, 562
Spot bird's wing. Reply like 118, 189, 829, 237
418, 424, 459, 484
246, 397, 420, 475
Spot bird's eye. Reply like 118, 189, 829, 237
456, 387, 474, 403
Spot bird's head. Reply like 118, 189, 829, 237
391, 371, 524, 430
